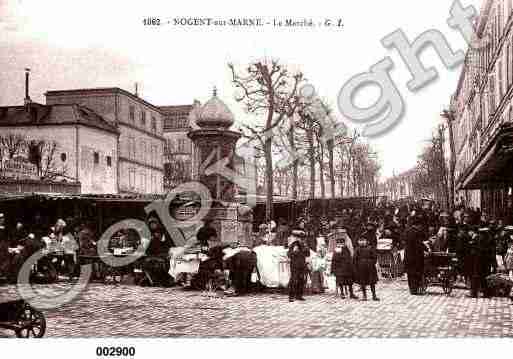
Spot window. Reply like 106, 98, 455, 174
129, 137, 136, 159
129, 105, 135, 123
178, 139, 185, 153
141, 110, 146, 127
498, 60, 504, 99
106, 156, 112, 167
151, 174, 156, 193
140, 140, 146, 163
93, 152, 99, 164
129, 168, 136, 189
61, 153, 67, 162
140, 172, 147, 192
489, 74, 496, 115
152, 145, 158, 167
151, 117, 157, 133
508, 43, 512, 90
164, 139, 174, 156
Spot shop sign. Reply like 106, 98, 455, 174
1, 157, 38, 180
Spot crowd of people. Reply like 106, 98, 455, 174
2, 199, 513, 304
253, 199, 513, 301
0, 213, 98, 284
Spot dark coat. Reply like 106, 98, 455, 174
288, 241, 310, 273
331, 247, 354, 284
354, 246, 378, 285
146, 234, 173, 257
404, 224, 426, 274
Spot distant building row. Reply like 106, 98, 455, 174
445, 0, 513, 220
0, 75, 199, 194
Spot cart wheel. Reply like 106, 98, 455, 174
16, 306, 46, 338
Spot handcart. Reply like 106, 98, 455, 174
0, 299, 46, 338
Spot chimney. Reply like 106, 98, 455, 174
24, 68, 31, 105
135, 82, 139, 97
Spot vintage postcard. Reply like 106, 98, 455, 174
1, 0, 513, 357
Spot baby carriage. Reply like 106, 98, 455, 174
419, 251, 458, 295
0, 299, 46, 338
376, 237, 400, 279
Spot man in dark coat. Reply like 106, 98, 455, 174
467, 227, 493, 298
403, 213, 427, 295
288, 230, 310, 302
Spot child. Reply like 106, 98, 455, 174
354, 237, 379, 301
331, 239, 357, 299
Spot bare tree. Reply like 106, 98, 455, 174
1, 133, 25, 159
441, 109, 456, 211
229, 60, 304, 222
27, 139, 67, 180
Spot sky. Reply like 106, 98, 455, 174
0, 0, 483, 179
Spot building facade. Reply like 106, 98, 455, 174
448, 0, 513, 220
0, 102, 119, 193
160, 103, 195, 191
45, 88, 165, 194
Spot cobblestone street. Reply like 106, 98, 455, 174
1, 280, 512, 338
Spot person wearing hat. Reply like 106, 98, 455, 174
287, 230, 310, 302
142, 215, 174, 287
403, 211, 428, 295
9, 232, 44, 284
457, 212, 474, 285
466, 227, 493, 298
331, 236, 357, 299
354, 236, 379, 301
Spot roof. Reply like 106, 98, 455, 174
159, 105, 194, 114
0, 103, 119, 135
45, 87, 162, 113
196, 92, 235, 129
0, 192, 167, 203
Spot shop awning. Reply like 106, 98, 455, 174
458, 124, 513, 190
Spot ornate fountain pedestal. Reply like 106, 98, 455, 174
184, 90, 253, 246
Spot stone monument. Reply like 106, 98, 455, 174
185, 88, 253, 246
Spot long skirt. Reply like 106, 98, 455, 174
311, 271, 325, 293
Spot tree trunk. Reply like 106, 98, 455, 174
318, 140, 326, 199
288, 124, 298, 200
265, 137, 274, 222
446, 117, 456, 211
327, 139, 335, 198
307, 124, 316, 198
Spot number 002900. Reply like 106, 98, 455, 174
96, 346, 135, 357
